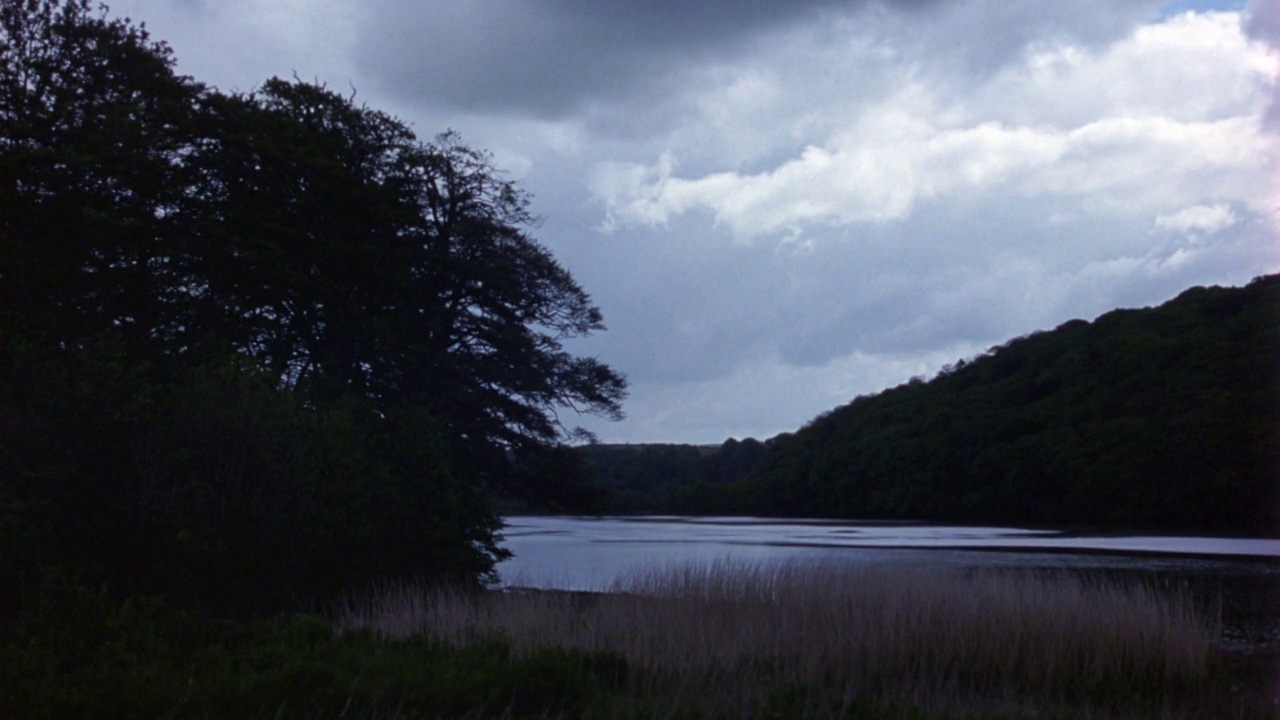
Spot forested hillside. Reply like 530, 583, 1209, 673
725, 275, 1279, 534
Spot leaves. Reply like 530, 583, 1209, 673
1, 0, 621, 614
740, 275, 1280, 533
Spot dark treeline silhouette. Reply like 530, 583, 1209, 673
571, 438, 769, 513
700, 275, 1277, 534
1, 0, 623, 617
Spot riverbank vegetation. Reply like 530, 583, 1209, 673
8, 562, 1275, 719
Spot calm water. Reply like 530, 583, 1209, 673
497, 516, 1280, 648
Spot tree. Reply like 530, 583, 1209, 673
184, 78, 627, 494
2, 0, 214, 609
1, 0, 625, 614
0, 0, 203, 360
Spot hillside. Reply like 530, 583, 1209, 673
722, 275, 1280, 534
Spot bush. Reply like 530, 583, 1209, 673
2, 348, 504, 619
2, 576, 633, 720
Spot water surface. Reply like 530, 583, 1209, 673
497, 515, 1280, 647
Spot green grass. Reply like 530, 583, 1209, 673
4, 563, 1276, 719
3, 574, 631, 719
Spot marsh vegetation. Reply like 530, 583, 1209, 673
329, 561, 1274, 719
12, 561, 1277, 719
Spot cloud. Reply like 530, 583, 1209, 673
570, 5, 1279, 436
1245, 0, 1280, 45
109, 0, 359, 92
351, 0, 1182, 120
97, 0, 1280, 443
353, 0, 896, 118
1154, 203, 1239, 235
595, 11, 1277, 240
576, 344, 986, 444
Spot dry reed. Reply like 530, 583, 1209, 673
333, 559, 1220, 717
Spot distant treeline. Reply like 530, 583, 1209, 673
572, 439, 770, 513
580, 275, 1279, 535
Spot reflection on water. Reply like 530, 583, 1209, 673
497, 516, 1280, 648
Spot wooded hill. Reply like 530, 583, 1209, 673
583, 276, 1279, 534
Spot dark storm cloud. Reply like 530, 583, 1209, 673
1244, 0, 1280, 131
872, 0, 1167, 82
1244, 0, 1279, 40
353, 0, 943, 117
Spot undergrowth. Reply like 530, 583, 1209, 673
3, 566, 1275, 719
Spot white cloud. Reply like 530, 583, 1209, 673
1154, 203, 1240, 235
1033, 115, 1271, 210
985, 11, 1274, 125
594, 10, 1277, 241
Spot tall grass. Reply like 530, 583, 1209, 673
334, 560, 1224, 718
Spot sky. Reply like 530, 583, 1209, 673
108, 0, 1278, 444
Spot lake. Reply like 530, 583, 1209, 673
496, 515, 1280, 648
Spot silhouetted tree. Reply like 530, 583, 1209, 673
1, 0, 624, 615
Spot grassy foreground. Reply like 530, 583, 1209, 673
5, 562, 1276, 718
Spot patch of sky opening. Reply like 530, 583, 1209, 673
1159, 0, 1246, 19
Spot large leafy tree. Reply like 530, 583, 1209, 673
185, 81, 626, 488
1, 0, 624, 613
1, 0, 212, 607
0, 0, 202, 357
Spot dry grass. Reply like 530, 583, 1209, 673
333, 560, 1223, 718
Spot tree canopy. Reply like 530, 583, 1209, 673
571, 440, 767, 513
181, 80, 627, 489
724, 275, 1279, 535
1, 0, 624, 615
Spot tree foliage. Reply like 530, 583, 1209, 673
182, 78, 626, 485
730, 276, 1280, 535
574, 439, 768, 513
1, 0, 623, 616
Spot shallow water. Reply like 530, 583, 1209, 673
496, 515, 1280, 647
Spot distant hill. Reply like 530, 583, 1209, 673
572, 276, 1279, 532
627, 274, 1269, 532
726, 274, 1279, 535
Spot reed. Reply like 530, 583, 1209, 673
333, 559, 1224, 718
